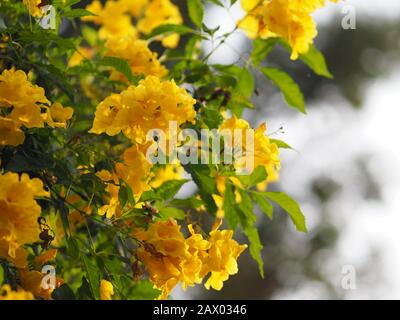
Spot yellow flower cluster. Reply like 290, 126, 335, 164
135, 219, 247, 299
239, 0, 338, 59
91, 75, 196, 143
83, 0, 183, 48
105, 36, 168, 80
0, 285, 34, 300
0, 172, 49, 265
0, 69, 74, 146
90, 76, 195, 202
23, 0, 43, 17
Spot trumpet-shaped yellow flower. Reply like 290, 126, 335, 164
43, 102, 74, 128
137, 0, 183, 48
0, 172, 49, 263
0, 68, 48, 109
100, 280, 114, 300
239, 0, 338, 59
219, 116, 280, 184
0, 117, 25, 146
105, 36, 168, 80
82, 0, 137, 40
115, 143, 153, 199
0, 285, 34, 300
96, 169, 122, 219
203, 226, 247, 291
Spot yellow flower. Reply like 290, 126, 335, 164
134, 219, 189, 258
239, 0, 337, 59
0, 285, 34, 300
43, 102, 74, 128
0, 116, 25, 146
219, 116, 280, 183
91, 75, 196, 144
96, 169, 121, 219
203, 226, 247, 290
0, 172, 48, 263
105, 36, 168, 80
23, 0, 43, 17
150, 164, 184, 189
136, 219, 246, 299
137, 0, 183, 48
0, 68, 49, 109
19, 269, 63, 300
82, 0, 137, 40
115, 143, 153, 199
100, 280, 114, 300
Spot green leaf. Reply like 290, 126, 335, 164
184, 164, 217, 216
188, 0, 204, 28
299, 45, 333, 79
144, 24, 195, 39
118, 183, 133, 208
100, 56, 137, 83
0, 265, 4, 285
251, 38, 278, 66
128, 280, 161, 300
155, 179, 188, 201
207, 0, 224, 7
77, 276, 93, 300
237, 165, 267, 187
264, 192, 307, 232
158, 207, 186, 220
243, 224, 264, 278
260, 67, 305, 113
64, 9, 96, 18
223, 183, 239, 229
52, 284, 76, 300
252, 193, 273, 219
270, 138, 293, 149
81, 255, 100, 300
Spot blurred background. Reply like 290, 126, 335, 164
173, 0, 400, 300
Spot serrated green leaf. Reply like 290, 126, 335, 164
243, 224, 264, 278
251, 38, 278, 66
264, 192, 307, 232
144, 24, 195, 39
188, 0, 204, 28
99, 56, 136, 83
207, 0, 224, 7
155, 179, 188, 201
0, 265, 4, 285
260, 67, 305, 113
128, 280, 161, 300
64, 9, 96, 19
158, 207, 186, 220
81, 256, 100, 300
223, 183, 239, 228
237, 165, 267, 187
252, 193, 273, 219
52, 284, 76, 300
299, 45, 333, 79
